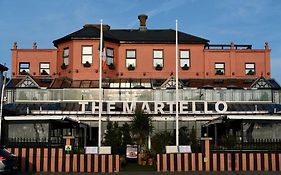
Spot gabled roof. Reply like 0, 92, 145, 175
0, 64, 8, 71
53, 25, 209, 47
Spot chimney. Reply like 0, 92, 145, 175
138, 14, 148, 31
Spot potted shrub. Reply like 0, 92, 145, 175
41, 70, 49, 75
181, 64, 189, 70
20, 70, 29, 75
247, 70, 255, 75
128, 64, 135, 71
108, 63, 115, 70
83, 61, 91, 68
147, 150, 154, 166
215, 69, 224, 75
155, 64, 162, 71
61, 63, 67, 70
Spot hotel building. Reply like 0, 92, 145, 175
2, 15, 281, 147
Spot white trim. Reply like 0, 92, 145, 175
227, 115, 281, 120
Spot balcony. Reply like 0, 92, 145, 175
8, 88, 277, 103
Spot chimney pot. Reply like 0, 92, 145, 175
33, 42, 37, 49
13, 42, 17, 49
138, 14, 148, 31
265, 42, 269, 49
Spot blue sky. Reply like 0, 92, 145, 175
0, 0, 281, 81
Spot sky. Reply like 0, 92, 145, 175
0, 0, 281, 81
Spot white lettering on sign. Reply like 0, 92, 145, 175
64, 101, 231, 114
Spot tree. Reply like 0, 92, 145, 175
121, 122, 133, 155
151, 131, 173, 154
131, 108, 153, 149
103, 120, 122, 154
179, 126, 190, 145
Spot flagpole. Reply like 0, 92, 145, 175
175, 19, 179, 147
98, 19, 103, 153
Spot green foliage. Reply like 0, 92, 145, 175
121, 122, 133, 155
151, 131, 173, 154
131, 108, 153, 147
190, 126, 200, 152
103, 120, 122, 154
179, 126, 190, 145
104, 121, 133, 155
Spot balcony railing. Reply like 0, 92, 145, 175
5, 88, 278, 103
204, 44, 252, 50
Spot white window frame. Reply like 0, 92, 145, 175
126, 50, 136, 68
63, 48, 69, 65
40, 62, 50, 75
106, 48, 114, 65
180, 50, 190, 67
19, 62, 30, 74
153, 50, 164, 67
215, 63, 225, 75
245, 63, 255, 75
82, 46, 93, 64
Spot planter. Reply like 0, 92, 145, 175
215, 70, 224, 75
155, 65, 163, 71
83, 61, 91, 68
61, 63, 67, 70
108, 63, 115, 70
181, 64, 189, 70
148, 158, 154, 166
247, 70, 255, 75
128, 65, 135, 71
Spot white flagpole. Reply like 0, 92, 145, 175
175, 19, 179, 147
98, 19, 103, 153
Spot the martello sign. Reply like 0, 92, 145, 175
78, 101, 228, 114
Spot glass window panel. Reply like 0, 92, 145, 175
215, 63, 224, 68
64, 58, 69, 65
246, 63, 254, 69
20, 63, 30, 68
180, 59, 190, 67
63, 48, 69, 56
126, 59, 136, 67
82, 55, 93, 63
40, 63, 50, 69
153, 50, 163, 58
82, 46, 92, 54
180, 50, 189, 58
153, 59, 163, 67
107, 48, 114, 57
126, 50, 136, 58
106, 57, 113, 65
